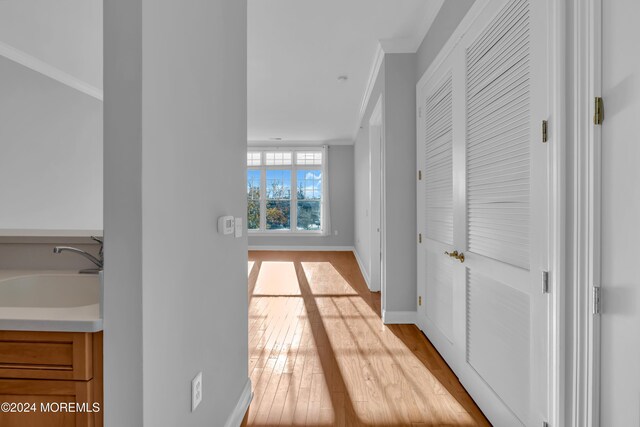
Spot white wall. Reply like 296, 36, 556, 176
0, 56, 103, 232
104, 1, 249, 426
248, 145, 355, 248
599, 0, 640, 424
0, 0, 102, 89
382, 53, 418, 312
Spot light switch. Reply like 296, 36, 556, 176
235, 217, 243, 238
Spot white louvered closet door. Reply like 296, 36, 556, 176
417, 0, 549, 425
417, 72, 457, 366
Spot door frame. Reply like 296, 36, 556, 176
568, 0, 602, 425
369, 95, 384, 295
415, 0, 567, 425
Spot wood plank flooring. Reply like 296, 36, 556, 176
243, 251, 490, 427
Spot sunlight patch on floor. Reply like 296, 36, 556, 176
254, 261, 301, 295
301, 262, 358, 295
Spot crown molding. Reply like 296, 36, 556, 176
354, 0, 445, 139
0, 41, 103, 101
354, 43, 385, 139
248, 139, 353, 147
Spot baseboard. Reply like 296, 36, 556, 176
249, 245, 355, 252
352, 249, 371, 287
224, 378, 253, 427
382, 310, 417, 325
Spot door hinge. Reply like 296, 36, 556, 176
418, 296, 422, 306
543, 422, 549, 427
418, 170, 422, 180
418, 233, 422, 243
593, 287, 602, 314
594, 97, 604, 125
542, 120, 549, 143
542, 271, 549, 294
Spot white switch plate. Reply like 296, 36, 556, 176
235, 217, 243, 238
191, 372, 203, 412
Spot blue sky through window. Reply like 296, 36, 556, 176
297, 170, 322, 200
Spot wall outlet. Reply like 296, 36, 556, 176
191, 372, 203, 412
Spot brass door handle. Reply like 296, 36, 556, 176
444, 250, 465, 263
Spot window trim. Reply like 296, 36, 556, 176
247, 146, 328, 236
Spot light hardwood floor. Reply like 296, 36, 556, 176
243, 251, 490, 427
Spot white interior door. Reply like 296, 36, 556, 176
417, 0, 550, 425
417, 71, 457, 366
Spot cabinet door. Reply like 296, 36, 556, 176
0, 379, 94, 427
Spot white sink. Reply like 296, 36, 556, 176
0, 271, 103, 332
0, 273, 99, 308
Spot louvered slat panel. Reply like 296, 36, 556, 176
466, 270, 530, 423
466, 0, 530, 269
426, 251, 453, 341
424, 74, 453, 245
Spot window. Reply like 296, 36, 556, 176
247, 147, 327, 235
247, 169, 261, 230
266, 169, 291, 230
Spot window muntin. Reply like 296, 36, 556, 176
296, 151, 322, 165
247, 152, 261, 166
265, 152, 292, 166
247, 148, 326, 235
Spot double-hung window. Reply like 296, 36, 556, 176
247, 147, 328, 235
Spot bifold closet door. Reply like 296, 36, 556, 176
417, 0, 550, 425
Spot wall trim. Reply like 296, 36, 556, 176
0, 41, 103, 101
382, 310, 417, 325
352, 248, 371, 288
569, 0, 602, 425
355, 44, 385, 139
249, 245, 355, 252
224, 378, 253, 427
549, 0, 568, 426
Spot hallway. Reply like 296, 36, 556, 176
243, 251, 489, 426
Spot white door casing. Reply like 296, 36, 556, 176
369, 96, 383, 293
417, 0, 552, 425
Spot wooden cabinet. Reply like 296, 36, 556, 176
0, 331, 102, 427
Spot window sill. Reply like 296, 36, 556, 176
248, 231, 326, 237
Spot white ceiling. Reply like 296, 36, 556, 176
248, 0, 440, 142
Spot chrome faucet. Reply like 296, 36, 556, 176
53, 236, 104, 274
